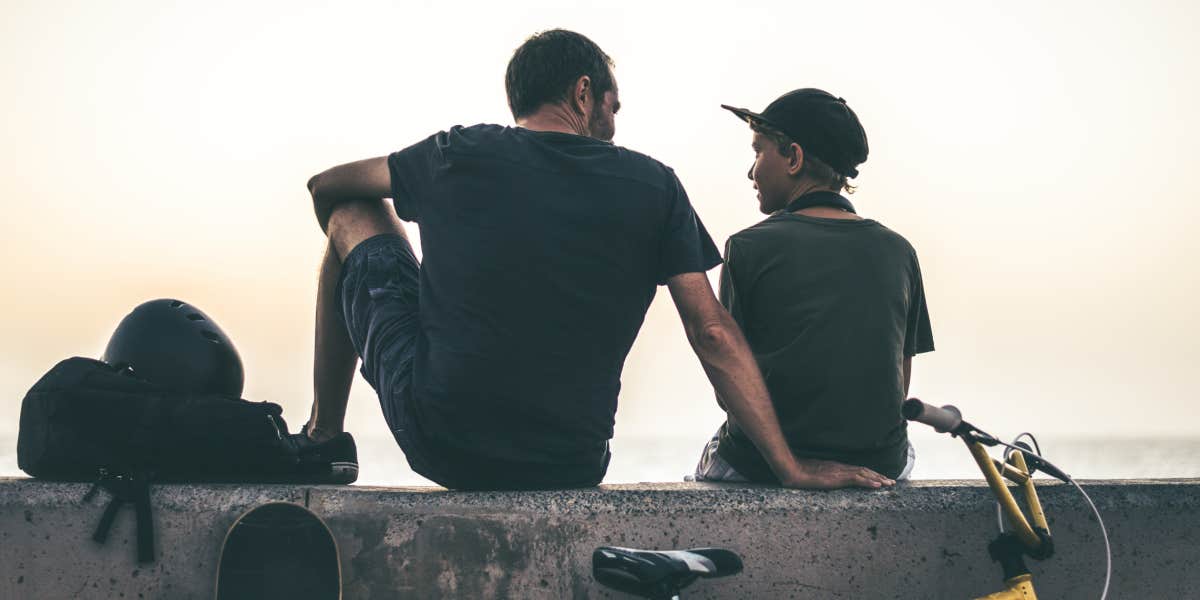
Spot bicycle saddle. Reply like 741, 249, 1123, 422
592, 546, 743, 599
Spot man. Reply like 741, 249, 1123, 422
695, 89, 934, 483
299, 30, 892, 490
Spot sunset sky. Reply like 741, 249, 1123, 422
2, 1, 1197, 483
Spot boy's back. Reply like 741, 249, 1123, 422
714, 209, 934, 480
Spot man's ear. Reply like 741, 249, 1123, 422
787, 143, 805, 176
571, 75, 592, 116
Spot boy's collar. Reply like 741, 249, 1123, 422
782, 191, 856, 214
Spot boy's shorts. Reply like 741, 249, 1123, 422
691, 427, 916, 482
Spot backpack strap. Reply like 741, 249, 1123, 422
132, 474, 154, 563
85, 470, 156, 563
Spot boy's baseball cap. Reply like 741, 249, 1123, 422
721, 88, 869, 178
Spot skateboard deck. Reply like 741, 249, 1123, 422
215, 502, 341, 600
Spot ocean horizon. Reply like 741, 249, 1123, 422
4, 430, 1198, 487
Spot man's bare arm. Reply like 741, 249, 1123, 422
667, 272, 893, 489
308, 157, 392, 231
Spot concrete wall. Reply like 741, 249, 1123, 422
1, 477, 1196, 599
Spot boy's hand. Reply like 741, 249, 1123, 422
781, 459, 896, 490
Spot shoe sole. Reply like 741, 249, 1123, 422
327, 462, 359, 485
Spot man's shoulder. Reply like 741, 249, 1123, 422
442, 125, 679, 192
432, 123, 511, 149
610, 145, 680, 192
395, 124, 504, 157
608, 143, 672, 171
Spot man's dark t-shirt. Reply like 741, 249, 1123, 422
386, 124, 721, 484
714, 202, 934, 480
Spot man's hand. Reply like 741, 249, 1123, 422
782, 459, 895, 490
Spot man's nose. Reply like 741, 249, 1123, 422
747, 164, 754, 181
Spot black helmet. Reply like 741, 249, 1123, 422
101, 298, 245, 397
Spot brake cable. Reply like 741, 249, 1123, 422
990, 433, 1111, 600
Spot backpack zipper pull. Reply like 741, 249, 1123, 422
267, 414, 284, 441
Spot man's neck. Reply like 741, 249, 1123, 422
516, 105, 590, 137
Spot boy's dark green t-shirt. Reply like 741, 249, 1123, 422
715, 206, 935, 480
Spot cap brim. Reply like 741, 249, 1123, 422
720, 104, 785, 131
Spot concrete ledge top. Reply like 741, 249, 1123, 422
3, 476, 1197, 513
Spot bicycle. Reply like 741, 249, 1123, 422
592, 398, 1112, 599
903, 397, 1112, 599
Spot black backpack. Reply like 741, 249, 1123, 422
17, 357, 300, 562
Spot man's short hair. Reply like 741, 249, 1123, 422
505, 29, 615, 120
751, 121, 856, 194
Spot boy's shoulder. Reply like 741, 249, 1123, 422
726, 213, 797, 247
726, 214, 919, 261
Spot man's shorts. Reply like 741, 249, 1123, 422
335, 234, 441, 480
336, 233, 607, 490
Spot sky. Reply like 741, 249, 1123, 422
1, 0, 1198, 483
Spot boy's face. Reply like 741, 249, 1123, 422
749, 131, 794, 214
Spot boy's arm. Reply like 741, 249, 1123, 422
667, 272, 893, 490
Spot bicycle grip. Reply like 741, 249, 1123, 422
902, 398, 963, 433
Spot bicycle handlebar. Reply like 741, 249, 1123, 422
902, 398, 963, 434
902, 397, 1052, 555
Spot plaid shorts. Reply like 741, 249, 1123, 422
336, 233, 608, 490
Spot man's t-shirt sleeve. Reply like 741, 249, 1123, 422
656, 172, 722, 284
905, 252, 936, 356
386, 130, 448, 222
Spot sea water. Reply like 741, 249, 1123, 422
4, 430, 1198, 487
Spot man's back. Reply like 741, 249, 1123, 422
387, 124, 719, 471
716, 211, 934, 479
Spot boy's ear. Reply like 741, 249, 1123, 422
787, 143, 805, 176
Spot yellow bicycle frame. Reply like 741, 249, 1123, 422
967, 441, 1050, 600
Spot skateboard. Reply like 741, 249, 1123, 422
215, 502, 341, 600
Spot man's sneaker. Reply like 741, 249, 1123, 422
284, 427, 359, 484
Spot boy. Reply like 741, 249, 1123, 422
695, 88, 934, 483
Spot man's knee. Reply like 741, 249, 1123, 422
327, 199, 407, 260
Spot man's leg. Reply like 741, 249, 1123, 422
307, 199, 407, 442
